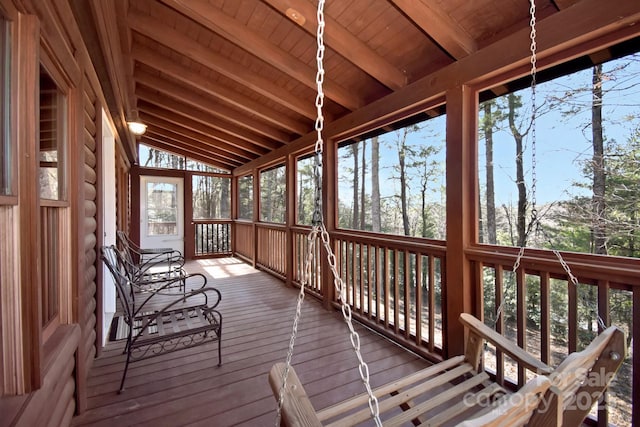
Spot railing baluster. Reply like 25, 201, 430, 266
404, 250, 410, 339
384, 248, 390, 329
415, 253, 423, 346
495, 264, 504, 386
569, 279, 578, 354
393, 249, 400, 334
428, 254, 435, 353
516, 268, 526, 386
540, 271, 550, 365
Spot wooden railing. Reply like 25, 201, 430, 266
255, 223, 287, 278
291, 226, 323, 296
329, 231, 447, 358
467, 245, 638, 425
193, 220, 232, 256
238, 221, 637, 424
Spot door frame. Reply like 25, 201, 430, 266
131, 166, 189, 256
139, 175, 185, 254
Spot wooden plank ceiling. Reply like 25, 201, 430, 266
73, 0, 562, 172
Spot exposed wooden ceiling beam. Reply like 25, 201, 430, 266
261, 0, 406, 90
133, 65, 306, 139
141, 134, 237, 171
160, 0, 365, 110
389, 0, 476, 59
136, 88, 281, 152
138, 100, 272, 157
128, 11, 318, 120
139, 112, 256, 163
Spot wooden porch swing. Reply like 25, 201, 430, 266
269, 1, 625, 426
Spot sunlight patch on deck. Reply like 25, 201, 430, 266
197, 258, 258, 278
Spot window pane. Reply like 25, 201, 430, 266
337, 117, 446, 238
146, 182, 177, 235
297, 155, 318, 225
186, 159, 227, 173
260, 165, 286, 223
139, 143, 185, 170
0, 18, 10, 195
192, 175, 230, 219
477, 52, 640, 258
238, 175, 253, 220
39, 66, 66, 200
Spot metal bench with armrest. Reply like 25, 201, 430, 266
102, 245, 222, 393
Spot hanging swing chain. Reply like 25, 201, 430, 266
501, 0, 606, 332
510, 0, 538, 276
275, 228, 318, 426
276, 1, 382, 425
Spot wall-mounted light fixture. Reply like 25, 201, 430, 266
127, 121, 147, 136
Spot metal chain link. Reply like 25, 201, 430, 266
497, 0, 538, 329
528, 0, 538, 231
275, 227, 319, 426
318, 222, 382, 426
504, 1, 607, 331
277, 1, 382, 425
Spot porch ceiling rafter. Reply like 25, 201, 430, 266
138, 101, 271, 158
128, 10, 318, 121
388, 0, 477, 59
135, 61, 298, 142
159, 0, 366, 111
135, 88, 281, 153
139, 114, 255, 165
261, 0, 407, 91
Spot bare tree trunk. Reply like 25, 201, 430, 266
371, 136, 381, 232
221, 178, 230, 218
351, 144, 360, 229
508, 94, 528, 247
421, 177, 428, 238
398, 129, 410, 236
483, 102, 497, 244
592, 64, 607, 255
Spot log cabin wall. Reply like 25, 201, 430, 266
0, 0, 127, 424
77, 68, 99, 414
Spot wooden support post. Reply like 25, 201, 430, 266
252, 169, 259, 267
321, 137, 337, 309
230, 172, 237, 256
184, 171, 194, 260
130, 165, 141, 247
444, 85, 478, 358
285, 154, 295, 287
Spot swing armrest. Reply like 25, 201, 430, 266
269, 363, 322, 427
460, 313, 553, 375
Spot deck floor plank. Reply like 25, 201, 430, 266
72, 258, 431, 427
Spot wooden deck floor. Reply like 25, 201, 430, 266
72, 257, 431, 427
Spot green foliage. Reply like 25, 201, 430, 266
260, 165, 286, 223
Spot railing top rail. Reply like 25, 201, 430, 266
467, 245, 640, 288
254, 222, 288, 231
332, 229, 447, 255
